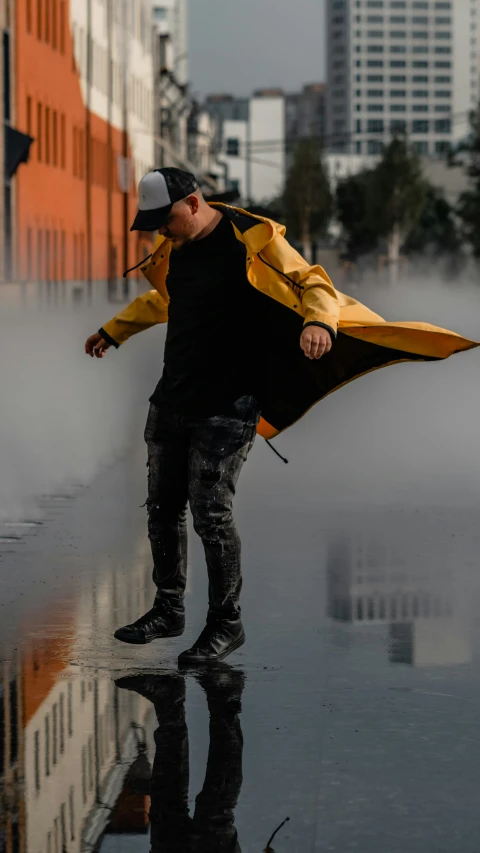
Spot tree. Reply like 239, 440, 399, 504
403, 185, 461, 257
457, 102, 480, 257
336, 135, 428, 267
282, 139, 333, 262
336, 169, 379, 261
370, 135, 427, 264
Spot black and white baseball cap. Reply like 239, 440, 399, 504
130, 167, 199, 232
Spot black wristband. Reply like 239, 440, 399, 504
303, 321, 337, 340
99, 327, 120, 349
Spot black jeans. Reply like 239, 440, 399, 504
144, 395, 260, 619
148, 670, 244, 853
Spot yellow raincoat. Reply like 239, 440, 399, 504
100, 205, 479, 438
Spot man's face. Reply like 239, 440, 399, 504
157, 196, 198, 249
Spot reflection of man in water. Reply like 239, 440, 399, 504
116, 667, 244, 852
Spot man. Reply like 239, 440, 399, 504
86, 167, 477, 666
116, 666, 244, 852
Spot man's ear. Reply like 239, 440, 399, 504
186, 194, 200, 215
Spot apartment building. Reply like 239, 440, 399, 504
14, 0, 154, 283
326, 0, 479, 156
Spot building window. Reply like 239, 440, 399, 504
52, 704, 58, 765
412, 104, 429, 112
391, 45, 407, 53
413, 60, 429, 68
391, 119, 407, 133
367, 30, 384, 37
390, 75, 406, 82
59, 693, 65, 754
368, 119, 384, 133
435, 104, 451, 112
390, 31, 407, 38
412, 141, 429, 154
356, 140, 362, 153
60, 1, 66, 53
368, 45, 384, 52
37, 0, 42, 39
26, 228, 32, 279
368, 103, 384, 111
435, 1, 451, 7
413, 75, 428, 83
367, 89, 384, 97
391, 104, 407, 112
45, 0, 50, 42
34, 730, 41, 791
52, 0, 57, 48
69, 786, 75, 841
435, 90, 451, 98
435, 31, 451, 39
45, 107, 50, 164
435, 141, 449, 155
368, 75, 384, 82
45, 230, 50, 282
26, 96, 32, 134
434, 46, 451, 54
412, 90, 429, 97
435, 17, 451, 25
37, 230, 43, 280
368, 139, 383, 154
367, 1, 384, 6
45, 716, 50, 777
413, 16, 428, 25
81, 746, 87, 804
390, 60, 406, 67
52, 111, 58, 166
413, 31, 428, 39
412, 120, 429, 133
367, 60, 384, 67
37, 103, 43, 161
356, 119, 362, 132
60, 114, 66, 168
413, 46, 429, 54
390, 89, 407, 97
67, 683, 73, 737
435, 118, 451, 132
391, 0, 406, 6
413, 1, 428, 7
390, 16, 406, 23
367, 15, 384, 23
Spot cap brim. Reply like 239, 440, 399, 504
130, 204, 173, 232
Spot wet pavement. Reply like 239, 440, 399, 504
2, 278, 480, 851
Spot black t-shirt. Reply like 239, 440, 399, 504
150, 213, 266, 416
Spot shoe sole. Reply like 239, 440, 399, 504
114, 627, 185, 645
178, 632, 246, 666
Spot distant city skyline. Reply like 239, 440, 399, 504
188, 0, 327, 99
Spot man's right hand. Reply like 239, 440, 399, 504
85, 333, 111, 359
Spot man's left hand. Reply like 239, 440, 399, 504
300, 326, 333, 360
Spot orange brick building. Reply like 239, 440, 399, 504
13, 0, 154, 282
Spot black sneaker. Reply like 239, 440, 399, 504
178, 616, 245, 666
114, 601, 185, 645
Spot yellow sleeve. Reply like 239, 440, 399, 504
100, 289, 168, 347
261, 234, 340, 333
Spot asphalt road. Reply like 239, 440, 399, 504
1, 277, 480, 852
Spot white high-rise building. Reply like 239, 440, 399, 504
326, 0, 480, 157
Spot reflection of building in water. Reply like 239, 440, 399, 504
327, 530, 471, 667
0, 655, 25, 853
17, 539, 155, 851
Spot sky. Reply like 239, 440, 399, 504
188, 0, 327, 99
